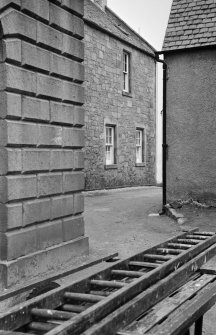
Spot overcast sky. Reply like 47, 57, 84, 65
107, 0, 173, 50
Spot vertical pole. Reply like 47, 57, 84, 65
194, 316, 203, 335
162, 62, 167, 210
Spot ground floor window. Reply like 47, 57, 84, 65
105, 125, 116, 165
136, 128, 145, 163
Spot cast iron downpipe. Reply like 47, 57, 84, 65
156, 55, 168, 214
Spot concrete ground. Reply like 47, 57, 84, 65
84, 186, 216, 335
84, 186, 182, 258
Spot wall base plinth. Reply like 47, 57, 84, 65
0, 237, 89, 290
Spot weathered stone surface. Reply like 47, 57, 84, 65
0, 39, 21, 63
50, 101, 74, 125
0, 175, 37, 202
62, 34, 84, 61
74, 193, 84, 214
22, 149, 50, 172
62, 215, 84, 242
22, 96, 49, 121
50, 53, 84, 82
0, 92, 21, 118
49, 3, 84, 38
62, 81, 84, 103
0, 0, 87, 287
37, 173, 62, 197
0, 9, 37, 41
61, 0, 84, 17
0, 237, 89, 289
21, 0, 49, 22
74, 150, 84, 170
51, 194, 74, 219
37, 21, 62, 52
50, 150, 74, 170
0, 148, 22, 174
0, 203, 22, 231
36, 73, 62, 99
0, 226, 38, 261
84, 23, 156, 189
36, 220, 63, 249
23, 198, 51, 226
63, 128, 84, 148
0, 64, 37, 94
22, 41, 50, 72
38, 124, 63, 147
63, 172, 84, 193
0, 1, 21, 10
0, 120, 38, 146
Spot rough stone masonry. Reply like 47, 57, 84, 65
0, 0, 88, 289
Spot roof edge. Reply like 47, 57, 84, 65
158, 43, 216, 55
84, 17, 157, 59
106, 6, 157, 53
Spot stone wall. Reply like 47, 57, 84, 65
0, 0, 88, 289
165, 49, 216, 205
84, 24, 156, 190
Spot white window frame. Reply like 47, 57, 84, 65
136, 128, 144, 164
123, 51, 130, 93
105, 125, 115, 165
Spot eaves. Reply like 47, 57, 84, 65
84, 18, 157, 60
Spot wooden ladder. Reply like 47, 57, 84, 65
1, 229, 216, 335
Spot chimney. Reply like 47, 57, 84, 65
91, 0, 107, 11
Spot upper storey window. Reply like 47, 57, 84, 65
123, 51, 130, 93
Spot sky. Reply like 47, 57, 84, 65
107, 0, 173, 182
107, 0, 173, 50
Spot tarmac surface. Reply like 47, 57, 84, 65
84, 186, 216, 335
84, 186, 182, 258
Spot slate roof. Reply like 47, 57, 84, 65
84, 0, 156, 56
163, 0, 216, 52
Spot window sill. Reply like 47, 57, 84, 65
122, 91, 132, 98
105, 164, 118, 170
135, 163, 146, 167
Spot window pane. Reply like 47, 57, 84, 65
105, 126, 115, 165
123, 52, 130, 92
136, 129, 143, 163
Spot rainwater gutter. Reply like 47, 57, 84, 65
155, 55, 168, 214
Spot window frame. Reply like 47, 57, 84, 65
135, 128, 146, 166
105, 124, 117, 167
123, 50, 131, 94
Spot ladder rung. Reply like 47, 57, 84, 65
90, 290, 111, 297
129, 261, 159, 268
61, 304, 86, 313
193, 232, 215, 236
90, 279, 126, 288
31, 308, 75, 320
168, 243, 193, 249
157, 248, 182, 255
111, 269, 144, 278
177, 239, 199, 245
64, 292, 105, 302
143, 254, 172, 261
28, 321, 56, 331
186, 235, 207, 240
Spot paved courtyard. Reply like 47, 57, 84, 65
84, 186, 182, 258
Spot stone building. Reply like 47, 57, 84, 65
162, 0, 216, 205
84, 0, 157, 190
0, 0, 88, 289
